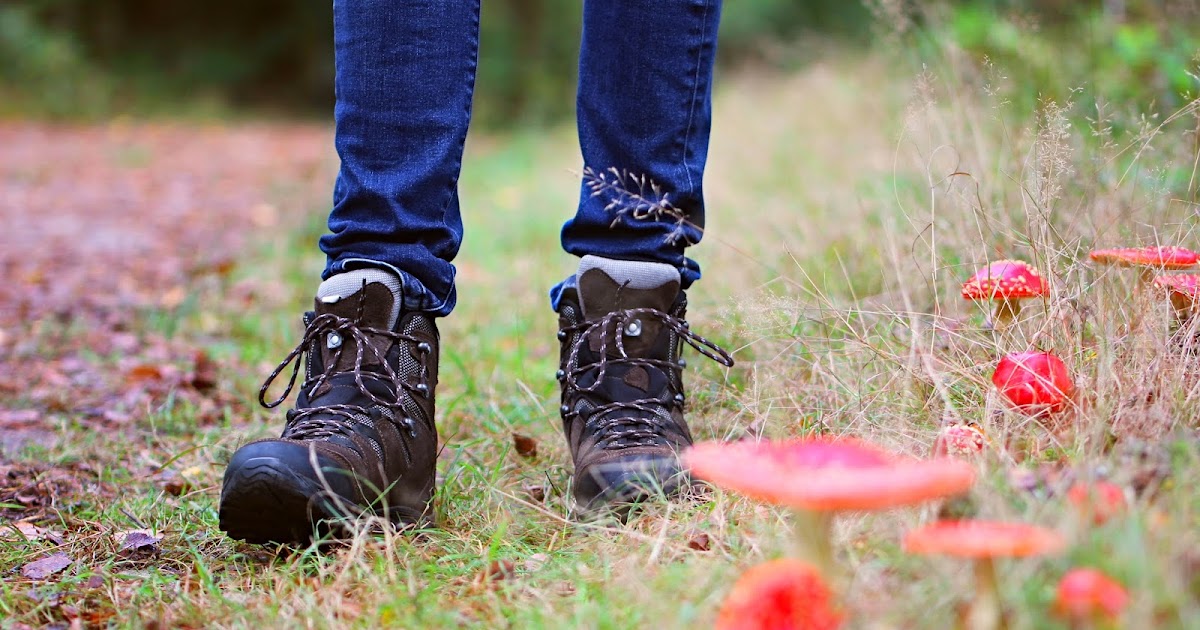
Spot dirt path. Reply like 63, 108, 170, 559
0, 122, 335, 451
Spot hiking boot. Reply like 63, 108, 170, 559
219, 268, 439, 544
556, 255, 734, 515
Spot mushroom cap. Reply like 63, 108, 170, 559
992, 351, 1074, 416
1090, 246, 1199, 269
1054, 568, 1129, 622
933, 424, 987, 458
1066, 481, 1127, 525
686, 437, 976, 511
903, 520, 1066, 558
715, 559, 843, 630
961, 260, 1048, 301
1153, 273, 1200, 298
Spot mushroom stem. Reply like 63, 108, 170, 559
792, 510, 836, 585
989, 300, 1021, 331
967, 557, 1005, 630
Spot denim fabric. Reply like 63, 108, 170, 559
320, 0, 722, 317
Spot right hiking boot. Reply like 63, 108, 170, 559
219, 268, 439, 544
555, 255, 734, 516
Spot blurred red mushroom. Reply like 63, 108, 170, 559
933, 423, 988, 458
715, 559, 843, 630
961, 260, 1049, 329
905, 520, 1066, 630
687, 438, 975, 574
992, 351, 1074, 417
1090, 245, 1198, 274
1152, 273, 1199, 323
1066, 481, 1126, 525
1054, 568, 1129, 626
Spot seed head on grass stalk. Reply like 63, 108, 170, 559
583, 166, 694, 246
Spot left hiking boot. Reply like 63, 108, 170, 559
555, 255, 734, 515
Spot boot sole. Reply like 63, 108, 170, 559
219, 457, 433, 545
218, 457, 350, 545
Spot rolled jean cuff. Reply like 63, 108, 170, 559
324, 257, 456, 317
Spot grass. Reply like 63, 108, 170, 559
4, 24, 1200, 630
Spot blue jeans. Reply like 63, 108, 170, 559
320, 0, 722, 317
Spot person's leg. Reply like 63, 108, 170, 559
553, 0, 730, 515
219, 0, 479, 544
321, 0, 481, 317
552, 0, 721, 308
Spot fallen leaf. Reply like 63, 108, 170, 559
686, 531, 711, 552
117, 530, 161, 558
22, 553, 72, 579
0, 409, 41, 426
523, 553, 549, 573
479, 559, 516, 583
512, 433, 538, 458
523, 483, 547, 503
125, 364, 164, 382
9, 520, 45, 541
189, 350, 219, 391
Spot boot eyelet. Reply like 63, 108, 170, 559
677, 358, 687, 368
624, 319, 642, 337
555, 369, 565, 381
557, 330, 568, 341
402, 417, 418, 438
415, 383, 429, 396
416, 342, 432, 354
560, 404, 570, 415
326, 332, 343, 349
673, 393, 685, 404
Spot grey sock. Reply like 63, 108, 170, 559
316, 268, 403, 329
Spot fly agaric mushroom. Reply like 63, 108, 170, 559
961, 260, 1049, 329
904, 520, 1066, 630
687, 438, 975, 575
992, 351, 1074, 417
1066, 481, 1126, 525
1090, 245, 1198, 277
715, 559, 843, 630
1153, 273, 1199, 322
1054, 568, 1129, 626
934, 423, 988, 458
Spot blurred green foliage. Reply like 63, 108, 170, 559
942, 2, 1200, 113
1, 0, 1197, 123
0, 0, 865, 122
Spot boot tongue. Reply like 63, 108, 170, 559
576, 255, 681, 320
315, 268, 403, 329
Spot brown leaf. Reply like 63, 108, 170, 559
522, 483, 547, 503
0, 409, 41, 426
8, 520, 45, 541
512, 433, 538, 458
22, 552, 73, 579
117, 530, 161, 558
480, 559, 516, 583
686, 531, 711, 551
189, 350, 219, 391
125, 364, 165, 383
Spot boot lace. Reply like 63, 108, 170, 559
562, 307, 733, 449
258, 310, 432, 441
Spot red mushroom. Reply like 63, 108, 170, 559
992, 351, 1074, 417
687, 438, 975, 575
1089, 246, 1198, 271
933, 423, 988, 458
715, 559, 843, 630
904, 520, 1066, 630
1066, 481, 1126, 525
1153, 273, 1199, 323
961, 260, 1049, 329
1054, 568, 1129, 626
